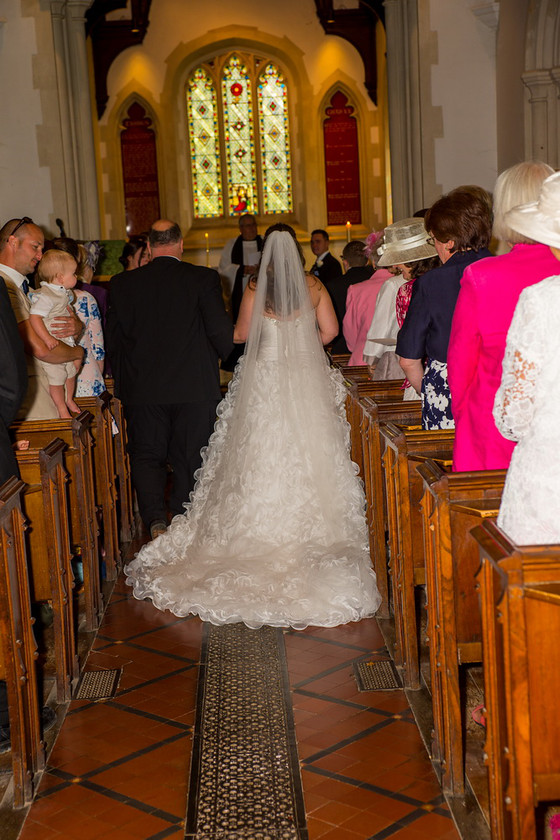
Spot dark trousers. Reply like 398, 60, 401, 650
0, 422, 18, 487
0, 424, 18, 728
124, 401, 219, 528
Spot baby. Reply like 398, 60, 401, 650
28, 249, 82, 418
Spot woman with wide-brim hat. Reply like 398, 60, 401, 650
396, 190, 493, 429
361, 218, 438, 370
493, 170, 560, 544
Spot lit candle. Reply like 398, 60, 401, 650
205, 232, 210, 267
346, 221, 351, 242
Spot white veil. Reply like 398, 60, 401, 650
204, 228, 354, 547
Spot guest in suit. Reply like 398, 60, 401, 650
0, 217, 83, 420
311, 231, 350, 353
0, 276, 27, 485
106, 219, 234, 539
219, 213, 263, 371
0, 275, 56, 754
310, 229, 342, 286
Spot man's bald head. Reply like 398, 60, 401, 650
148, 220, 183, 257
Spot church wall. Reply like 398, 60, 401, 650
416, 0, 498, 204
97, 0, 386, 259
0, 0, 66, 236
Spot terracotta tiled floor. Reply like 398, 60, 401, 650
14, 573, 461, 840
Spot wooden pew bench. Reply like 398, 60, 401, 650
11, 412, 102, 631
15, 441, 79, 703
473, 521, 560, 840
76, 393, 121, 579
106, 393, 134, 543
343, 378, 406, 477
359, 397, 422, 618
0, 477, 44, 808
417, 460, 506, 795
380, 423, 455, 688
104, 378, 135, 543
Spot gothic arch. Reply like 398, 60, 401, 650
523, 0, 560, 166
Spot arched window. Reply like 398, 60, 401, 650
186, 52, 293, 219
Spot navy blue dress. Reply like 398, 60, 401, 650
396, 249, 492, 428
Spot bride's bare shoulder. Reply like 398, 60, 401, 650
306, 272, 323, 306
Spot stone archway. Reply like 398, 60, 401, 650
523, 0, 560, 166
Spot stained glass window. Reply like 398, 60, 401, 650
257, 64, 292, 214
222, 55, 258, 215
187, 68, 223, 218
186, 53, 293, 219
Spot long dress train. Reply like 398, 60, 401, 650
125, 230, 381, 629
125, 314, 381, 628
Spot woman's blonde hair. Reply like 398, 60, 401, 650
492, 161, 554, 244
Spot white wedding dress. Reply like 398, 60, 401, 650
493, 274, 560, 544
125, 232, 381, 628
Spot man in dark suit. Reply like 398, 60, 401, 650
106, 220, 234, 539
0, 276, 27, 484
310, 229, 342, 286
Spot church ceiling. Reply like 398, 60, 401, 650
86, 0, 384, 119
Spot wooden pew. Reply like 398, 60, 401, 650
104, 377, 135, 543
106, 393, 134, 543
11, 412, 102, 631
0, 477, 44, 807
343, 378, 405, 477
76, 394, 121, 579
417, 460, 506, 795
16, 441, 79, 703
380, 423, 455, 688
328, 352, 351, 367
473, 521, 560, 840
359, 397, 422, 618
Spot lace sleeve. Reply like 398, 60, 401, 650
493, 288, 543, 441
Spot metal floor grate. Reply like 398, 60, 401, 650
353, 658, 402, 691
75, 668, 122, 701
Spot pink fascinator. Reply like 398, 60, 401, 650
364, 229, 384, 261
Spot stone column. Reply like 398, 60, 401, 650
62, 0, 101, 238
383, 0, 422, 219
522, 69, 557, 168
50, 0, 80, 234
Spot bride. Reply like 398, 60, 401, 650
124, 225, 381, 629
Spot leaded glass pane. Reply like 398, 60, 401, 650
257, 64, 292, 214
187, 68, 223, 218
222, 55, 258, 215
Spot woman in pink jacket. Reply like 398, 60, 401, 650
447, 161, 557, 471
342, 231, 392, 366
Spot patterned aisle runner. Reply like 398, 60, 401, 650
185, 623, 308, 840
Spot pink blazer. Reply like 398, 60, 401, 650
342, 268, 392, 366
448, 243, 559, 471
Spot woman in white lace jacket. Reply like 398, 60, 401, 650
493, 171, 560, 544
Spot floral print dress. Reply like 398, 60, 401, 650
75, 289, 105, 397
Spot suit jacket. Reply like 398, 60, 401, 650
106, 257, 234, 405
311, 251, 342, 286
0, 276, 27, 427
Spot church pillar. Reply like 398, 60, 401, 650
53, 0, 101, 239
50, 0, 80, 235
522, 69, 558, 168
383, 0, 423, 219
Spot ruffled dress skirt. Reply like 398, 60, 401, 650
125, 346, 381, 629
